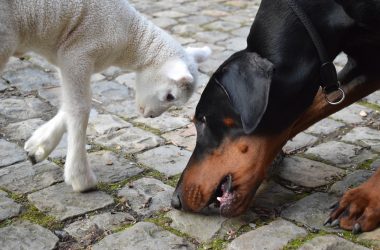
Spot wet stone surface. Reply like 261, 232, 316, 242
0, 0, 379, 249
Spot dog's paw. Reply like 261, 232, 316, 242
326, 178, 380, 233
65, 168, 98, 192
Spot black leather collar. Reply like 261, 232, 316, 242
286, 0, 345, 104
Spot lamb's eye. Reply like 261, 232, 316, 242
200, 116, 206, 123
166, 93, 175, 102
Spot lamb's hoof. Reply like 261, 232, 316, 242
66, 171, 98, 193
24, 136, 52, 164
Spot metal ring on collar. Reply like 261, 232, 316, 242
323, 85, 346, 105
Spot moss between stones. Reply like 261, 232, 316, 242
0, 189, 62, 230
20, 204, 63, 230
111, 222, 135, 233
358, 158, 375, 170
283, 231, 330, 250
198, 238, 229, 250
284, 230, 374, 249
129, 121, 162, 136
357, 101, 380, 112
144, 212, 198, 245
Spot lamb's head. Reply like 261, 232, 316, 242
135, 46, 211, 118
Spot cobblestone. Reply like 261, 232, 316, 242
0, 0, 379, 249
118, 178, 174, 217
0, 190, 21, 221
28, 183, 114, 220
227, 219, 307, 250
0, 160, 63, 194
277, 156, 345, 188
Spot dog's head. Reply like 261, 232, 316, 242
135, 46, 211, 118
171, 51, 293, 216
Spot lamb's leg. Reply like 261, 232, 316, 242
59, 54, 96, 192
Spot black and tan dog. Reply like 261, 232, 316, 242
171, 0, 380, 233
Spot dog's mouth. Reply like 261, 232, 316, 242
208, 175, 238, 215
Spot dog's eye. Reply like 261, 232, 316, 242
166, 93, 175, 102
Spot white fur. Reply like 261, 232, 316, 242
0, 0, 210, 192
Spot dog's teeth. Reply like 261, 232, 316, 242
217, 197, 222, 202
227, 174, 232, 192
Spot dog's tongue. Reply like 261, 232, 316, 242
217, 175, 233, 203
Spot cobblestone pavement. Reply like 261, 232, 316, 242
1, 0, 380, 249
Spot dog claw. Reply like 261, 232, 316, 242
329, 201, 339, 210
331, 219, 340, 228
323, 217, 332, 226
352, 223, 362, 234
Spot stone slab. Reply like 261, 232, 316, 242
0, 97, 52, 121
118, 178, 174, 217
94, 127, 163, 154
305, 141, 376, 169
330, 104, 373, 124
252, 181, 297, 209
341, 127, 380, 152
299, 235, 370, 250
283, 133, 318, 154
330, 170, 373, 196
134, 113, 190, 133
93, 222, 195, 250
167, 210, 227, 242
0, 160, 62, 194
358, 227, 380, 248
3, 65, 59, 93
0, 139, 26, 168
162, 125, 196, 151
305, 118, 345, 135
281, 193, 339, 231
277, 156, 345, 188
88, 151, 142, 183
88, 114, 131, 137
28, 183, 114, 220
137, 145, 191, 176
2, 118, 45, 141
0, 221, 58, 250
64, 212, 135, 241
0, 190, 21, 221
227, 219, 307, 250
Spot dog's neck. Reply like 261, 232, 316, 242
116, 6, 185, 71
248, 0, 355, 133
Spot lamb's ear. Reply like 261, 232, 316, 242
165, 60, 194, 86
219, 52, 273, 134
186, 46, 212, 63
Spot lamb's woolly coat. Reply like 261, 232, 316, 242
0, 0, 210, 191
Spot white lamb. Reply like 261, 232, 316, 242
0, 0, 211, 191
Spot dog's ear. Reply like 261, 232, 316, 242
219, 52, 273, 134
185, 46, 212, 63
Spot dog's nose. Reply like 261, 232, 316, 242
171, 193, 182, 209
